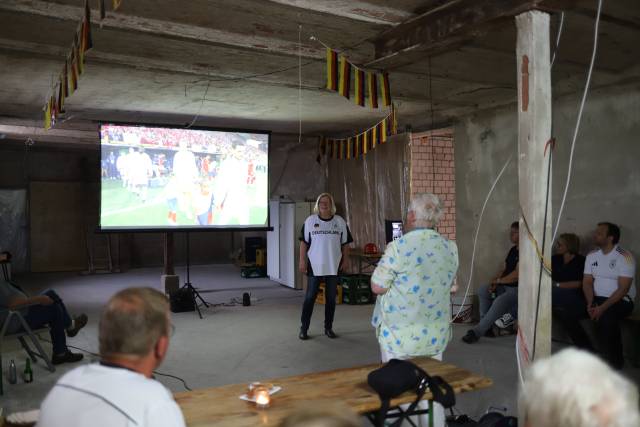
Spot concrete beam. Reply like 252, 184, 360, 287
370, 0, 554, 69
264, 0, 412, 25
516, 10, 552, 382
0, 0, 324, 60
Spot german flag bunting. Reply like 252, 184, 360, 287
391, 103, 398, 134
338, 140, 343, 160
354, 69, 364, 107
82, 0, 93, 53
355, 134, 361, 158
50, 95, 57, 127
338, 56, 350, 99
44, 98, 52, 130
100, 0, 106, 21
69, 55, 78, 92
381, 118, 388, 143
367, 72, 378, 109
63, 62, 69, 98
326, 48, 338, 91
371, 125, 378, 149
346, 138, 352, 160
75, 34, 84, 76
41, 0, 101, 129
381, 72, 391, 107
363, 131, 369, 155
58, 78, 65, 114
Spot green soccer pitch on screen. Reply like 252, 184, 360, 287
99, 123, 269, 230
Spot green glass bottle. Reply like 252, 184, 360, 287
24, 358, 33, 383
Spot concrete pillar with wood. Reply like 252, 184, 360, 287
515, 10, 553, 373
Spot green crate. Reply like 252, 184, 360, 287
342, 288, 373, 305
340, 274, 371, 292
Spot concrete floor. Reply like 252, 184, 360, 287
2, 264, 639, 422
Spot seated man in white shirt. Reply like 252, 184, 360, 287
555, 222, 636, 370
37, 287, 186, 427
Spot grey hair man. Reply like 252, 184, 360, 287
37, 288, 186, 427
520, 348, 639, 427
371, 193, 459, 427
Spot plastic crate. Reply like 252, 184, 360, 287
315, 283, 343, 305
342, 289, 373, 305
340, 274, 372, 304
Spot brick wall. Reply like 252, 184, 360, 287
410, 131, 456, 240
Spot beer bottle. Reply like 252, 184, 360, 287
24, 358, 33, 383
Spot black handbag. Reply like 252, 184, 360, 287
367, 359, 455, 427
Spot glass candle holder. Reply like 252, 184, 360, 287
254, 386, 270, 409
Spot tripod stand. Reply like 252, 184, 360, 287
183, 232, 209, 319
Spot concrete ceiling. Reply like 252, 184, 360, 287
0, 0, 638, 146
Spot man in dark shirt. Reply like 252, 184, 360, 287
463, 221, 519, 344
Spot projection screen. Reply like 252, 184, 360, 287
99, 123, 269, 230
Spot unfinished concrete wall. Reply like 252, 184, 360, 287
0, 133, 323, 272
455, 82, 640, 308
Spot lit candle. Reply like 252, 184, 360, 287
255, 387, 270, 409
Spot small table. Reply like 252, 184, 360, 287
175, 357, 492, 427
349, 250, 383, 275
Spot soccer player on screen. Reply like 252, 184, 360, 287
172, 140, 198, 220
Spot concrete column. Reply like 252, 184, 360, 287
516, 10, 553, 369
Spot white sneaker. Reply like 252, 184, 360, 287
495, 313, 515, 329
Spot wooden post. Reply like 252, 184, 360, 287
516, 10, 552, 372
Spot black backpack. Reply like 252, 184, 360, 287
367, 359, 455, 427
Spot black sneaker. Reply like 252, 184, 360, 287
299, 329, 309, 340
462, 330, 479, 344
66, 313, 88, 338
52, 350, 84, 365
324, 329, 338, 339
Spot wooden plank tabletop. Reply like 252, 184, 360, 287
175, 357, 492, 427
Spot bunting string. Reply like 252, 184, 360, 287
319, 104, 398, 161
311, 36, 393, 110
43, 0, 122, 130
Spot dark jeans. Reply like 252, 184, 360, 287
24, 290, 72, 355
555, 293, 633, 369
300, 275, 338, 332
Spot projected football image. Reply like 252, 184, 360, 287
100, 124, 268, 230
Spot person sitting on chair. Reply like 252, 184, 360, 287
37, 287, 186, 427
463, 221, 519, 344
0, 274, 86, 365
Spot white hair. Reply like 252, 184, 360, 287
520, 348, 640, 427
314, 193, 336, 216
408, 193, 443, 226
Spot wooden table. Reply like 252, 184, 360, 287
349, 250, 383, 275
175, 357, 492, 427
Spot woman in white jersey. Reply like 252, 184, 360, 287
298, 193, 352, 340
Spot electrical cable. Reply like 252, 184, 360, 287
550, 12, 565, 67
35, 333, 193, 391
298, 24, 303, 144
552, 0, 603, 243
451, 154, 513, 322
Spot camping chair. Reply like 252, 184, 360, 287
0, 266, 55, 395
